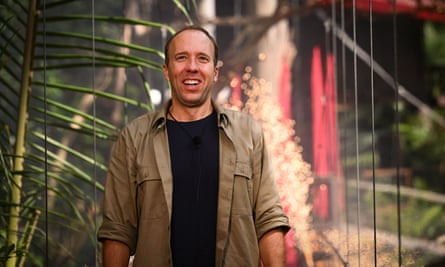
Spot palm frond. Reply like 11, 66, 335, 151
0, 0, 187, 265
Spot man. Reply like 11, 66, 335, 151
98, 25, 290, 267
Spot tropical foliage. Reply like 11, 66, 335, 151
2, 0, 445, 266
0, 0, 180, 266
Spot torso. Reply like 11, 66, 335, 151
167, 112, 219, 266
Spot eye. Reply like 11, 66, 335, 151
175, 54, 187, 61
198, 55, 210, 63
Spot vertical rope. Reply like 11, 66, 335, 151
90, 0, 98, 265
390, 1, 402, 266
41, 0, 49, 265
368, 1, 378, 266
323, 12, 333, 173
334, 0, 350, 262
123, 1, 129, 126
330, 0, 339, 180
339, 0, 350, 263
351, 0, 361, 264
328, 5, 353, 266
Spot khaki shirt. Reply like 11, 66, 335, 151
98, 101, 290, 267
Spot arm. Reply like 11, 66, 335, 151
259, 228, 287, 267
102, 239, 131, 267
250, 119, 289, 266
98, 127, 138, 264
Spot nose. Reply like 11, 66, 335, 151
186, 58, 198, 71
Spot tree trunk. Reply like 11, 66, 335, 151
255, 0, 294, 103
199, 0, 216, 37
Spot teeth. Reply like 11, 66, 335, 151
184, 80, 199, 85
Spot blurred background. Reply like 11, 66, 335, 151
1, 0, 445, 266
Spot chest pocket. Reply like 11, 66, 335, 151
232, 161, 254, 215
136, 166, 167, 221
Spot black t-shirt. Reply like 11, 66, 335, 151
167, 112, 219, 266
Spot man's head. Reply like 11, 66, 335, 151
164, 25, 219, 67
162, 26, 220, 109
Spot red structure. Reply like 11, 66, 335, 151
319, 0, 445, 22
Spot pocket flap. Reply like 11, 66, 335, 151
234, 161, 252, 179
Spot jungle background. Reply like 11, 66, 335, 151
1, 0, 445, 266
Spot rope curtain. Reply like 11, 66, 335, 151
334, 0, 402, 265
328, 0, 403, 265
40, 0, 100, 264
325, 0, 406, 265
33, 0, 443, 266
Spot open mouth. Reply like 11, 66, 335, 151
183, 79, 200, 86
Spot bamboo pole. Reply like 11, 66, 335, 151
17, 210, 41, 267
6, 0, 38, 266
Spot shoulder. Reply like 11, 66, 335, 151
223, 108, 261, 131
118, 111, 163, 142
220, 108, 263, 143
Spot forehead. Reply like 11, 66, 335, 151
169, 29, 215, 56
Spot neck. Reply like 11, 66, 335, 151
169, 101, 213, 122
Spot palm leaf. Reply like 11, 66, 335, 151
0, 0, 185, 266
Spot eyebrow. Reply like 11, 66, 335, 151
173, 51, 212, 59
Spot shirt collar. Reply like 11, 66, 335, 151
151, 99, 229, 130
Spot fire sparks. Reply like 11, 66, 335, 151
225, 74, 314, 250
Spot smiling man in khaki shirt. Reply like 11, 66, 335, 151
98, 25, 290, 267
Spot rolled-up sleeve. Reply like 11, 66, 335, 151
98, 127, 139, 254
251, 121, 290, 240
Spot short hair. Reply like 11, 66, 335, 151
164, 25, 219, 67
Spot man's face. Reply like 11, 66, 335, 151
163, 29, 219, 108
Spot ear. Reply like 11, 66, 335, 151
213, 67, 219, 82
162, 64, 169, 81
214, 60, 223, 82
